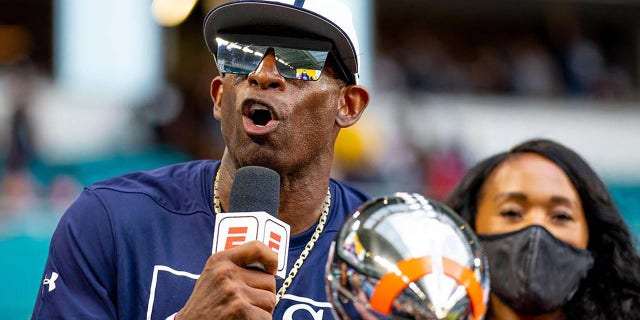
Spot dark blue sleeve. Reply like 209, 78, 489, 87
32, 188, 118, 319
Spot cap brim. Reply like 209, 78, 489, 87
203, 1, 357, 77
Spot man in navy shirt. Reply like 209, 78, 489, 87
32, 0, 370, 319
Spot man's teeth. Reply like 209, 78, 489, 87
250, 104, 269, 114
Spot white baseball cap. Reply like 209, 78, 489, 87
203, 0, 360, 84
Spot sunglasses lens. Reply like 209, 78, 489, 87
215, 36, 330, 81
272, 47, 328, 80
216, 38, 267, 75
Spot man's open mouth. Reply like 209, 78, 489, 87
248, 104, 273, 126
242, 101, 279, 135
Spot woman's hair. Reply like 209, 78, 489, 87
445, 138, 640, 319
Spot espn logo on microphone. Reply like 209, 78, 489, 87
213, 212, 290, 278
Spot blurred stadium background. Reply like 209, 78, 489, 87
1, 0, 639, 318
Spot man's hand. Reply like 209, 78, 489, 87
176, 241, 278, 319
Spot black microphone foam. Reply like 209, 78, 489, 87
229, 166, 280, 217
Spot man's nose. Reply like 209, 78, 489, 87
248, 49, 286, 90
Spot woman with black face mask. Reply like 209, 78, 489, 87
446, 138, 640, 320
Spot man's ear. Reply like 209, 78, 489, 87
336, 85, 370, 128
211, 76, 223, 120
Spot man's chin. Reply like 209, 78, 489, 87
236, 152, 280, 170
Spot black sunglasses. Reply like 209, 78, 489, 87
214, 33, 351, 83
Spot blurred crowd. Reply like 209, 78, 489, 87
375, 4, 636, 101
0, 62, 82, 237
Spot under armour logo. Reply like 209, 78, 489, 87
43, 272, 59, 292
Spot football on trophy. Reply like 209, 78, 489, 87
326, 192, 490, 320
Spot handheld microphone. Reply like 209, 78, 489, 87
212, 166, 290, 278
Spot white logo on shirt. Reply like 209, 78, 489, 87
283, 304, 324, 320
43, 272, 59, 292
280, 294, 332, 320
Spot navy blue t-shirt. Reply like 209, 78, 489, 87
32, 160, 369, 319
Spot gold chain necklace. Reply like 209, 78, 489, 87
212, 169, 331, 304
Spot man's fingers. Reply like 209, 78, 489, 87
241, 280, 277, 313
214, 272, 276, 313
240, 267, 277, 293
183, 257, 276, 319
225, 240, 279, 275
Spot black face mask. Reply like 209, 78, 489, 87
478, 225, 594, 315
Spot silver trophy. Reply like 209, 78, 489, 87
326, 192, 489, 320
